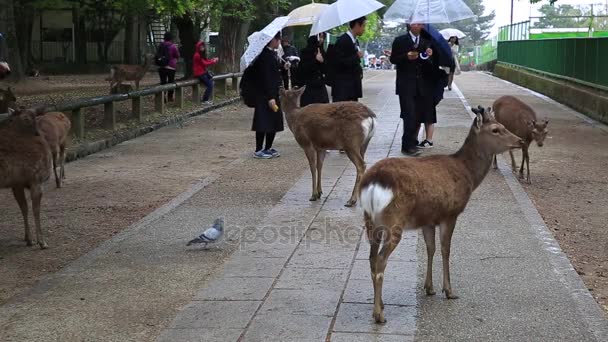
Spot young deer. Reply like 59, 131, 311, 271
280, 87, 377, 207
0, 108, 51, 249
360, 106, 523, 324
492, 95, 549, 184
36, 111, 71, 188
0, 86, 16, 113
106, 53, 155, 93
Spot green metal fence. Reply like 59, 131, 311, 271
497, 37, 608, 89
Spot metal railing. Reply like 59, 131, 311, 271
497, 37, 608, 89
1, 73, 242, 138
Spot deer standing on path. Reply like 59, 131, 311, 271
280, 87, 377, 207
0, 108, 51, 249
492, 95, 549, 184
359, 106, 523, 324
106, 53, 155, 93
36, 111, 71, 188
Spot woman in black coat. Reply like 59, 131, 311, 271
297, 33, 329, 107
251, 32, 284, 159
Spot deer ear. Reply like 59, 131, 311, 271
8, 108, 15, 115
279, 87, 286, 97
297, 85, 306, 96
471, 107, 479, 115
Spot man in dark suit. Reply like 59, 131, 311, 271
331, 16, 366, 102
390, 23, 435, 156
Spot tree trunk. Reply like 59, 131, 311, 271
124, 15, 138, 64
173, 14, 196, 79
14, 2, 34, 71
2, 0, 24, 81
218, 17, 251, 73
73, 5, 87, 65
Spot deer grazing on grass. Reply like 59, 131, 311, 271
0, 87, 16, 113
0, 108, 51, 249
280, 86, 377, 207
360, 106, 523, 324
36, 110, 71, 188
492, 95, 549, 184
106, 53, 155, 93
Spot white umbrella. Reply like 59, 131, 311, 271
310, 0, 385, 36
440, 28, 466, 39
286, 2, 329, 27
384, 0, 475, 24
240, 16, 290, 72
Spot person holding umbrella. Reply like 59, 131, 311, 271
447, 36, 461, 90
331, 16, 367, 102
297, 32, 330, 106
390, 22, 435, 156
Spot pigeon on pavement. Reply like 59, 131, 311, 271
187, 217, 225, 246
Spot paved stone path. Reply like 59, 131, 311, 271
157, 72, 607, 341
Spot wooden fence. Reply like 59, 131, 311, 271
0, 72, 243, 139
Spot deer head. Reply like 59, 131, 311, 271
279, 86, 306, 114
0, 86, 16, 105
528, 119, 549, 147
471, 105, 523, 155
8, 107, 39, 136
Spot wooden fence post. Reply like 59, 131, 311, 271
104, 102, 116, 130
175, 87, 184, 108
154, 92, 165, 114
132, 97, 143, 121
232, 75, 239, 92
192, 83, 200, 103
71, 108, 85, 139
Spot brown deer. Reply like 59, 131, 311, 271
492, 95, 549, 184
279, 87, 377, 207
359, 106, 523, 324
0, 87, 16, 113
106, 53, 155, 93
0, 108, 51, 249
36, 111, 71, 188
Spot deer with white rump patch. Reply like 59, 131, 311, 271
359, 106, 523, 324
492, 95, 548, 184
279, 86, 376, 207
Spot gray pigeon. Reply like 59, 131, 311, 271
187, 217, 224, 246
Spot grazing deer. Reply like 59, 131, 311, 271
280, 86, 377, 207
492, 96, 548, 184
0, 108, 51, 249
0, 87, 16, 113
36, 111, 71, 188
360, 106, 523, 324
106, 53, 154, 93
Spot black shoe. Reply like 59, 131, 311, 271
418, 140, 434, 149
401, 148, 422, 156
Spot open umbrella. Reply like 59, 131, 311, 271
385, 0, 475, 24
240, 16, 290, 72
422, 24, 453, 68
440, 28, 466, 39
310, 0, 384, 36
286, 2, 329, 27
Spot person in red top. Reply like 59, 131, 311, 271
193, 41, 219, 104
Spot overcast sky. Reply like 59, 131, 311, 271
483, 0, 607, 36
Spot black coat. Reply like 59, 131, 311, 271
298, 37, 329, 106
331, 33, 362, 101
252, 48, 284, 133
390, 33, 435, 97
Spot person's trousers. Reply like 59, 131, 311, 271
198, 74, 214, 101
399, 92, 420, 150
159, 68, 176, 99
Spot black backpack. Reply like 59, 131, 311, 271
239, 64, 258, 108
155, 43, 170, 67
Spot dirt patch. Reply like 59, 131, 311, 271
456, 72, 608, 315
0, 102, 253, 304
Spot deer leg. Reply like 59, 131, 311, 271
373, 224, 403, 324
303, 146, 319, 201
422, 225, 436, 295
59, 144, 66, 180
344, 150, 366, 207
519, 145, 527, 180
12, 187, 32, 246
525, 148, 531, 184
509, 150, 517, 172
30, 184, 47, 249
52, 150, 60, 188
365, 214, 382, 309
315, 149, 326, 197
439, 217, 458, 299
